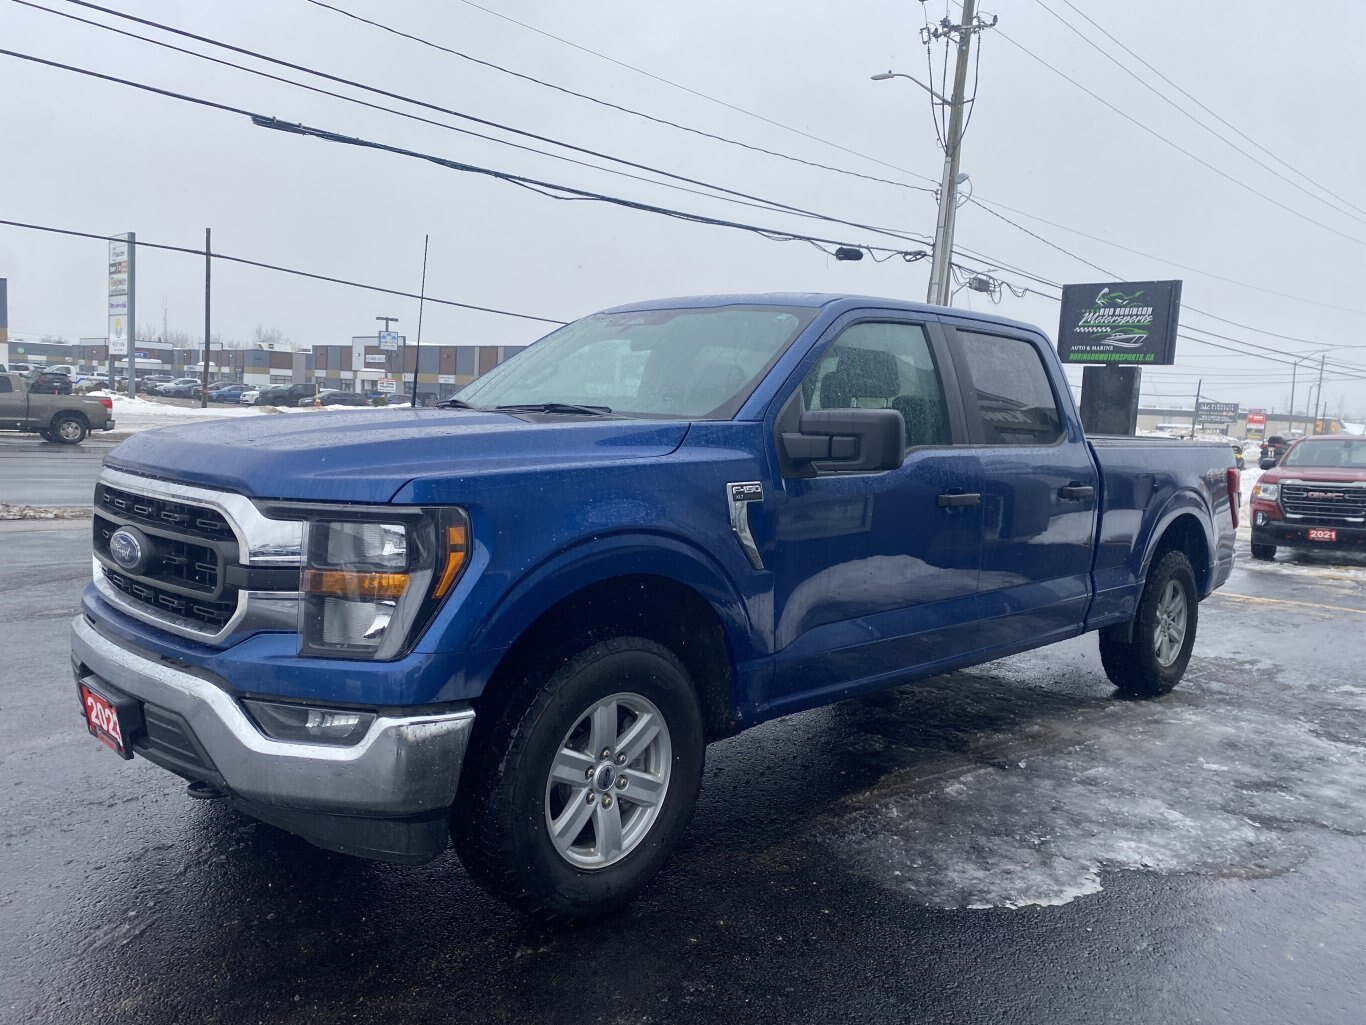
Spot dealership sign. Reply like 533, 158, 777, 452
1196, 399, 1238, 427
108, 235, 135, 358
1057, 280, 1182, 365
1246, 407, 1267, 440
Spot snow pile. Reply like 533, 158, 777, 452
0, 502, 91, 521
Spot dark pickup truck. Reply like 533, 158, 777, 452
70, 293, 1237, 918
0, 372, 115, 443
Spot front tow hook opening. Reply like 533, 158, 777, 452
186, 780, 227, 801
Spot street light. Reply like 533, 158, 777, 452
872, 67, 972, 306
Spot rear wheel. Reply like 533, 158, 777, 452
1099, 549, 1199, 698
453, 636, 705, 920
1250, 542, 1276, 561
51, 414, 88, 445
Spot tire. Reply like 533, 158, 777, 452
1098, 549, 1199, 698
51, 414, 88, 445
453, 636, 705, 920
1250, 542, 1276, 561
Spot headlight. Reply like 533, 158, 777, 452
1252, 482, 1280, 501
298, 510, 469, 660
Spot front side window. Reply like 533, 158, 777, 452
800, 321, 950, 448
457, 305, 816, 419
954, 331, 1063, 446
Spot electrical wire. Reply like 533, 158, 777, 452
1027, 0, 1366, 228
298, 0, 937, 197
40, 0, 934, 250
995, 30, 1366, 250
451, 0, 946, 189
1052, 0, 1366, 221
0, 217, 569, 324
0, 48, 929, 262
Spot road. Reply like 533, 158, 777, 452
4, 526, 1366, 1025
0, 438, 115, 507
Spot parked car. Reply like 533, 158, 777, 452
253, 383, 318, 406
1250, 434, 1366, 560
70, 292, 1236, 919
24, 369, 74, 395
238, 389, 260, 405
157, 378, 205, 399
296, 389, 370, 407
1259, 435, 1289, 470
0, 371, 115, 443
208, 384, 249, 403
8, 362, 32, 373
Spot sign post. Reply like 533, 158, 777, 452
108, 233, 136, 394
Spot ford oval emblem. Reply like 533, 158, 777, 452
109, 527, 145, 571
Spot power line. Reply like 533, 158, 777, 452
44, 0, 934, 251
15, 0, 928, 241
995, 29, 1366, 250
0, 48, 930, 262
0, 217, 570, 324
1027, 0, 1366, 227
300, 0, 938, 197
1051, 0, 1366, 221
451, 0, 945, 189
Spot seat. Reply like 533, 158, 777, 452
818, 348, 900, 409
892, 394, 949, 447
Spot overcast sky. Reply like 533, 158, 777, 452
3, 0, 1365, 415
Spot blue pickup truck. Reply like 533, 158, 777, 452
71, 294, 1238, 918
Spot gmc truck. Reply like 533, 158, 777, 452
1250, 433, 1366, 558
70, 294, 1237, 918
0, 371, 115, 443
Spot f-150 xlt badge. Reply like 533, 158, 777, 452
727, 482, 764, 570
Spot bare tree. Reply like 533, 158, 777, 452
252, 325, 289, 350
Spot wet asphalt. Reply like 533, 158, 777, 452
0, 438, 113, 507
3, 524, 1366, 1025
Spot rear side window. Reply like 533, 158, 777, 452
955, 331, 1063, 446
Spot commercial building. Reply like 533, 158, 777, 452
312, 338, 524, 401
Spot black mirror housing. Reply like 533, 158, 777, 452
782, 408, 905, 473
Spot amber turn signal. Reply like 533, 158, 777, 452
300, 569, 410, 599
431, 523, 469, 599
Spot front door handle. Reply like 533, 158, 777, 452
937, 490, 982, 508
1059, 482, 1095, 501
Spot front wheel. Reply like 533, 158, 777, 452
453, 636, 705, 920
51, 414, 88, 445
1099, 549, 1199, 698
1250, 542, 1276, 561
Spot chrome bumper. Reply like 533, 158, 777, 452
69, 614, 474, 820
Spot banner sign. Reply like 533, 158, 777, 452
1057, 280, 1182, 365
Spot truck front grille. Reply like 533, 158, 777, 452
98, 484, 235, 542
1280, 483, 1366, 524
102, 567, 237, 630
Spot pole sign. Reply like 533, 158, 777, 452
377, 377, 397, 394
1245, 408, 1266, 441
108, 237, 132, 357
1196, 399, 1238, 427
378, 331, 400, 351
1057, 280, 1182, 365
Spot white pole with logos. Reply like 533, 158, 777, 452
107, 235, 135, 391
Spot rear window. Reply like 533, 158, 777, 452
954, 331, 1063, 446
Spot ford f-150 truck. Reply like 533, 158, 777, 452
0, 372, 115, 443
70, 294, 1237, 918
1250, 433, 1366, 558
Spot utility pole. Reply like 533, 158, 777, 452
1312, 353, 1326, 433
411, 234, 429, 407
925, 0, 980, 307
201, 228, 211, 409
1287, 360, 1298, 436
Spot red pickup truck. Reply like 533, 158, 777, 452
1250, 434, 1366, 559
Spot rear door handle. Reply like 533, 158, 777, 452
937, 490, 982, 508
1059, 482, 1095, 501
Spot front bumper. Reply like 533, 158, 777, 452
1251, 514, 1366, 551
70, 614, 475, 863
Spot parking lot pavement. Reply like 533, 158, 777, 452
4, 528, 1366, 1025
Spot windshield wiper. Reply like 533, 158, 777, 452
436, 397, 479, 409
493, 402, 613, 416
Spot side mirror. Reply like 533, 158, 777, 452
781, 408, 904, 472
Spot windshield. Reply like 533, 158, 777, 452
455, 305, 815, 419
1281, 438, 1366, 468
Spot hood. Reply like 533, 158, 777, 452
104, 409, 691, 503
